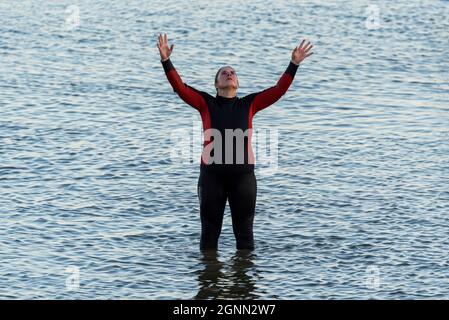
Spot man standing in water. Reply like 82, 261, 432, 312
157, 33, 313, 250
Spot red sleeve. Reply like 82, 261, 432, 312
161, 58, 207, 112
251, 61, 299, 114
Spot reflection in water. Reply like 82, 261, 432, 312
194, 250, 258, 300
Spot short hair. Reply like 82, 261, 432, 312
215, 67, 224, 84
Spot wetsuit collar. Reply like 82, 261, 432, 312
216, 94, 237, 101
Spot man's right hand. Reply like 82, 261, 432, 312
157, 33, 174, 61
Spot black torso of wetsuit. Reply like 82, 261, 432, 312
193, 91, 257, 174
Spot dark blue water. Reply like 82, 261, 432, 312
0, 0, 448, 299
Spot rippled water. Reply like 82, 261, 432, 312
1, 0, 448, 299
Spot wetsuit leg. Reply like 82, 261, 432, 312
197, 170, 227, 250
227, 171, 257, 250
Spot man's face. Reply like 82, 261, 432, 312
215, 66, 239, 91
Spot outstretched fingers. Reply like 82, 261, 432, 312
157, 34, 162, 47
158, 33, 166, 44
158, 33, 169, 48
304, 42, 313, 52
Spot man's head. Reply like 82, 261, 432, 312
214, 66, 239, 93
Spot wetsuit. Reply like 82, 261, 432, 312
161, 58, 299, 250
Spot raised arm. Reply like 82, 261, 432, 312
157, 33, 206, 112
252, 39, 314, 114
